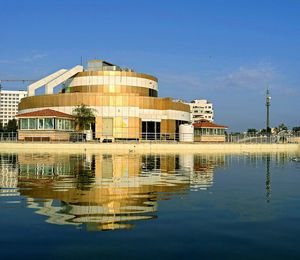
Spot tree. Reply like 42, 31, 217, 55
6, 119, 18, 132
292, 126, 300, 133
247, 128, 257, 135
278, 123, 288, 132
259, 128, 267, 135
72, 104, 96, 131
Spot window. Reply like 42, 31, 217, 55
38, 119, 44, 129
65, 120, 71, 130
57, 119, 63, 130
20, 118, 28, 129
44, 118, 54, 129
29, 118, 36, 129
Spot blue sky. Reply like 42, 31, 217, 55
0, 0, 299, 131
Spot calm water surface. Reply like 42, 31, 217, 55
1, 151, 300, 259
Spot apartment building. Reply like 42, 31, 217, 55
189, 99, 214, 123
0, 90, 27, 126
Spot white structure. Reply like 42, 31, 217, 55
27, 65, 83, 96
0, 90, 27, 126
189, 99, 214, 123
179, 124, 194, 142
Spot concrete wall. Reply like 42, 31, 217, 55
194, 135, 225, 142
0, 142, 299, 154
18, 130, 71, 141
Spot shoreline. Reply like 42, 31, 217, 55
0, 142, 299, 154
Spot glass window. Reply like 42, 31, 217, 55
38, 119, 44, 129
29, 118, 36, 129
20, 118, 28, 129
44, 118, 54, 129
65, 120, 70, 130
57, 119, 63, 130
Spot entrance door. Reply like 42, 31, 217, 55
141, 121, 161, 140
103, 118, 113, 136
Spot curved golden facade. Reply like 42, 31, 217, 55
19, 60, 190, 140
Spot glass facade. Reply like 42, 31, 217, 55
19, 118, 74, 131
194, 128, 225, 136
142, 121, 161, 140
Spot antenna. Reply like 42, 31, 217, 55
266, 87, 271, 135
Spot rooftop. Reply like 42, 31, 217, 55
193, 120, 227, 129
16, 109, 74, 119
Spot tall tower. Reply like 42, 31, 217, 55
266, 88, 271, 134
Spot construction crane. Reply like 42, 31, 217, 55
0, 79, 36, 91
0, 79, 36, 82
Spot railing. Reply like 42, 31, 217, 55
0, 131, 299, 143
0, 132, 18, 141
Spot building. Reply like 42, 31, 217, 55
193, 119, 227, 142
0, 90, 27, 126
189, 99, 214, 123
17, 60, 190, 141
16, 109, 75, 141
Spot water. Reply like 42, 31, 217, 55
0, 151, 300, 259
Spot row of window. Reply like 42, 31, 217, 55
1, 97, 19, 100
19, 118, 75, 131
0, 93, 26, 96
194, 128, 225, 136
192, 106, 212, 109
193, 115, 213, 118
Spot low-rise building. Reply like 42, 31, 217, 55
193, 120, 227, 142
16, 109, 75, 141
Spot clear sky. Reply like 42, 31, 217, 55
0, 0, 299, 131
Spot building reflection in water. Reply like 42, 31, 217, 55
0, 152, 225, 231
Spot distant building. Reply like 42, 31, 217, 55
189, 99, 214, 123
0, 90, 27, 126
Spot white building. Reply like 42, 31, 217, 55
0, 90, 27, 126
189, 99, 214, 123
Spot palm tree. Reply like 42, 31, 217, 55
278, 123, 288, 132
72, 104, 96, 131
